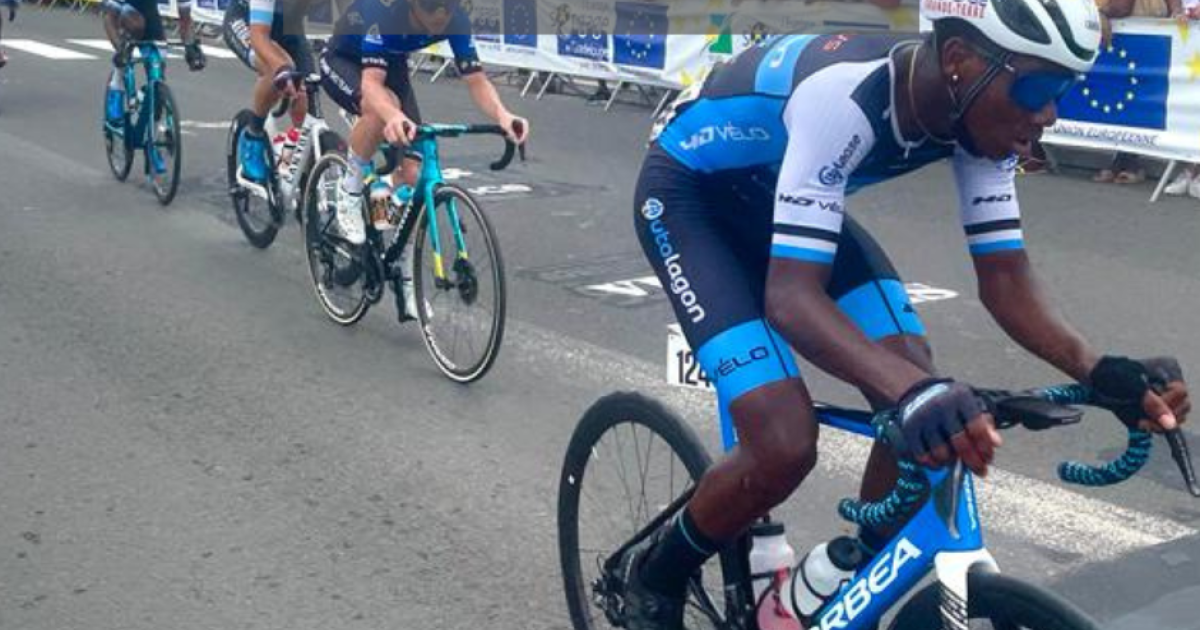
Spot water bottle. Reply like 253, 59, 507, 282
105, 72, 124, 121
782, 536, 861, 622
750, 522, 803, 630
278, 127, 300, 179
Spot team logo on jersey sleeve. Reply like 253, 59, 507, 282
817, 134, 862, 187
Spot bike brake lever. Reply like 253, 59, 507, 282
1165, 430, 1200, 498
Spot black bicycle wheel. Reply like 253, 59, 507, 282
149, 81, 182, 206
888, 571, 1099, 630
558, 392, 746, 630
226, 109, 281, 248
410, 184, 506, 383
102, 78, 133, 182
301, 152, 370, 326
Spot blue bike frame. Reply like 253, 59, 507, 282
745, 406, 992, 630
406, 125, 472, 283
106, 43, 163, 164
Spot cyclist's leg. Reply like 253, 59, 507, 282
827, 216, 934, 553
101, 0, 136, 48
392, 65, 422, 187
133, 0, 164, 44
320, 50, 384, 186
630, 148, 820, 606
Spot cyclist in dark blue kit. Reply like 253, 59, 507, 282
224, 0, 316, 183
622, 1, 1191, 628
320, 0, 528, 245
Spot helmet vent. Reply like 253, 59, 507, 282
1037, 0, 1096, 62
993, 0, 1052, 45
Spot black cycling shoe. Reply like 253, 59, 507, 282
618, 536, 686, 630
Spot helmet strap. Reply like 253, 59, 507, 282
948, 51, 1010, 157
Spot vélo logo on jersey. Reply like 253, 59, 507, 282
680, 124, 771, 151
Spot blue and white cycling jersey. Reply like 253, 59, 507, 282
651, 32, 1024, 263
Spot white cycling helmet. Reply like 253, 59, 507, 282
923, 0, 1102, 73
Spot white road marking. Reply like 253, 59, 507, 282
181, 121, 232, 130
5, 39, 97, 60
199, 44, 237, 59
582, 278, 961, 304
66, 39, 182, 59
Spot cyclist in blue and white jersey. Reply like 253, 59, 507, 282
223, 0, 315, 182
622, 1, 1191, 628
320, 0, 528, 244
102, 0, 206, 71
101, 0, 204, 174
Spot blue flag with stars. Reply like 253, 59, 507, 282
504, 0, 538, 48
614, 1, 669, 70
1059, 33, 1172, 130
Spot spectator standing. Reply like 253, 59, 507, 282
0, 0, 16, 69
1163, 0, 1200, 197
1092, 0, 1180, 184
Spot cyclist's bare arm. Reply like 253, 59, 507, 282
973, 250, 1099, 382
177, 6, 197, 44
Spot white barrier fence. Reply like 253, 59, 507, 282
147, 0, 915, 89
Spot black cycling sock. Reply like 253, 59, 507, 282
246, 114, 267, 138
640, 508, 721, 598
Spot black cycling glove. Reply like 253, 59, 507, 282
893, 378, 987, 460
1090, 355, 1184, 427
272, 65, 301, 92
184, 41, 207, 72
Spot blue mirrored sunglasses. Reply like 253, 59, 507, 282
974, 46, 1081, 112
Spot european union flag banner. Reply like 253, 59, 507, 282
469, 0, 502, 43
556, 2, 612, 61
1059, 32, 1172, 130
1045, 18, 1200, 164
614, 1, 669, 70
503, 0, 537, 48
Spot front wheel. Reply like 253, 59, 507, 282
102, 78, 133, 182
227, 109, 281, 248
411, 185, 506, 383
558, 392, 749, 630
149, 81, 182, 206
301, 152, 370, 325
888, 571, 1099, 630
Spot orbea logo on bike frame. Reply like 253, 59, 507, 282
644, 198, 706, 324
817, 537, 923, 629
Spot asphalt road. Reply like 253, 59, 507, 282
2, 7, 1199, 630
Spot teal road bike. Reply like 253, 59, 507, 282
302, 123, 523, 383
558, 383, 1199, 629
102, 40, 182, 205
